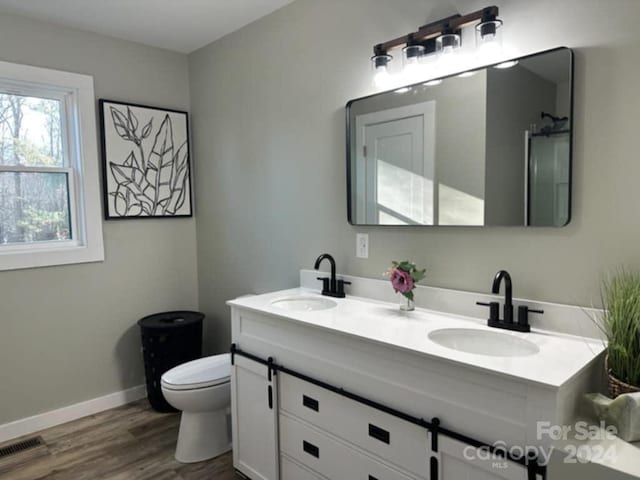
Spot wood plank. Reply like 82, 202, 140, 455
0, 400, 242, 480
0, 443, 50, 476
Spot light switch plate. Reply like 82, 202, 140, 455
356, 233, 369, 259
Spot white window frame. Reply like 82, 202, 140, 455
0, 60, 104, 270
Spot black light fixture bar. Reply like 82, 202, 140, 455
373, 6, 499, 56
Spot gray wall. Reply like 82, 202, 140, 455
0, 15, 196, 424
190, 0, 640, 354
433, 73, 486, 225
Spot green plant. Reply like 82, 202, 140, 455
597, 270, 640, 388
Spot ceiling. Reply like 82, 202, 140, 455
0, 0, 295, 53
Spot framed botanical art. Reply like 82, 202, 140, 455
99, 99, 192, 219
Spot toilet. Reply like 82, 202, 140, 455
161, 353, 232, 463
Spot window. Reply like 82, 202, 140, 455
0, 61, 103, 270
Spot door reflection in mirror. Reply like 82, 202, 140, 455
355, 102, 435, 225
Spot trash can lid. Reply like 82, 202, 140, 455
137, 311, 204, 329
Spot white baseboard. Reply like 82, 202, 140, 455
0, 384, 147, 444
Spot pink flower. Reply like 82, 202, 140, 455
390, 268, 414, 294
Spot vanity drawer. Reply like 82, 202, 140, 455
279, 374, 428, 478
281, 454, 327, 480
280, 413, 421, 480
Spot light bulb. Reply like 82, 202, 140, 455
371, 53, 393, 89
435, 33, 461, 73
403, 59, 426, 83
373, 65, 392, 89
478, 40, 501, 63
402, 44, 426, 83
476, 19, 503, 64
437, 51, 458, 72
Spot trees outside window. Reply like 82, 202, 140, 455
0, 94, 70, 245
0, 60, 103, 271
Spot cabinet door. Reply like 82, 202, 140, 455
438, 437, 527, 480
231, 355, 279, 480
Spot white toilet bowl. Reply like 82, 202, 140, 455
161, 353, 232, 463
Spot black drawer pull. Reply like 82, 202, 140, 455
303, 440, 319, 458
368, 423, 390, 444
431, 456, 439, 480
303, 395, 319, 412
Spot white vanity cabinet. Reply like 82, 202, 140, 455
231, 355, 279, 480
229, 292, 603, 480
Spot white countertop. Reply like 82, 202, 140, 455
227, 287, 606, 389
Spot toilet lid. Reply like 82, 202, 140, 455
161, 353, 231, 390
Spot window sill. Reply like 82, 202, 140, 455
0, 243, 104, 271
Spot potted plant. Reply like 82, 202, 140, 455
585, 270, 640, 442
598, 270, 640, 397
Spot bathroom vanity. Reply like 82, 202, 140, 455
227, 273, 605, 480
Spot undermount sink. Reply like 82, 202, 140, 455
271, 296, 337, 312
428, 328, 540, 358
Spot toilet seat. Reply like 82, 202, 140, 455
161, 353, 231, 391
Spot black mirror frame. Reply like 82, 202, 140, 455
346, 46, 574, 228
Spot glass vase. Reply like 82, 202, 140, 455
400, 296, 415, 312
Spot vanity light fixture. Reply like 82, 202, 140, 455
436, 28, 461, 58
475, 9, 503, 62
402, 36, 427, 82
371, 45, 393, 88
370, 5, 503, 87
435, 24, 462, 72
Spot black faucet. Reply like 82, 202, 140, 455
492, 270, 514, 324
477, 270, 543, 333
314, 253, 350, 298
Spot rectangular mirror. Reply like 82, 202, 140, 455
347, 47, 573, 227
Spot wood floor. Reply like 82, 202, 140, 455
0, 400, 243, 480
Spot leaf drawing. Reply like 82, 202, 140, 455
109, 163, 153, 214
106, 105, 190, 217
110, 107, 132, 141
111, 187, 128, 216
126, 107, 138, 132
141, 119, 153, 139
164, 140, 190, 215
146, 114, 175, 214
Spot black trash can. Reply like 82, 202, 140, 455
138, 311, 204, 412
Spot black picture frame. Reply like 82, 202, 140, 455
99, 99, 193, 220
